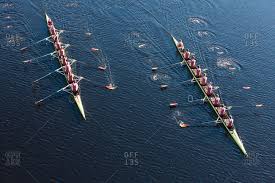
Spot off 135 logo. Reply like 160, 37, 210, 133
2, 151, 21, 166
124, 152, 138, 166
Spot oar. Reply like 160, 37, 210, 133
35, 85, 70, 105
33, 68, 63, 83
151, 62, 184, 71
178, 120, 221, 128
22, 51, 56, 63
20, 36, 52, 51
227, 104, 264, 110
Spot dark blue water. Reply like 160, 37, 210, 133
1, 0, 275, 182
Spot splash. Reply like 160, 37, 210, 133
216, 57, 241, 72
208, 45, 228, 55
188, 17, 208, 26
197, 30, 215, 38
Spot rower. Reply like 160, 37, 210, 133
200, 73, 208, 86
67, 72, 74, 84
205, 83, 213, 96
211, 94, 221, 107
183, 49, 191, 60
64, 62, 72, 74
194, 65, 202, 78
61, 56, 68, 66
59, 48, 65, 57
188, 57, 196, 69
217, 104, 227, 118
50, 26, 57, 36
70, 82, 79, 95
177, 40, 185, 52
54, 41, 62, 50
225, 116, 234, 129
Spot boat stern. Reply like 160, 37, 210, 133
230, 129, 248, 156
74, 95, 86, 120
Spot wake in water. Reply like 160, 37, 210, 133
216, 57, 242, 72
90, 47, 117, 90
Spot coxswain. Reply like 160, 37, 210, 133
64, 62, 72, 74
183, 49, 191, 60
70, 82, 79, 95
177, 40, 185, 52
225, 116, 234, 129
200, 73, 208, 86
67, 72, 74, 84
217, 104, 227, 118
205, 84, 213, 96
47, 19, 53, 27
211, 95, 221, 107
188, 58, 196, 69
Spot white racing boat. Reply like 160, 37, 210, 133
44, 13, 86, 120
172, 35, 247, 156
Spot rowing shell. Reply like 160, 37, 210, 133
45, 13, 86, 120
172, 36, 247, 156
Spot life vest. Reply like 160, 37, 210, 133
200, 75, 207, 86
70, 82, 79, 94
196, 68, 202, 77
184, 51, 191, 60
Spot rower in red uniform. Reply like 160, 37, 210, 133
55, 41, 62, 50
183, 49, 191, 60
193, 65, 202, 78
211, 95, 221, 107
225, 116, 234, 129
59, 48, 65, 57
188, 57, 196, 69
67, 72, 74, 84
70, 82, 79, 95
200, 73, 208, 86
53, 35, 58, 43
64, 62, 72, 74
177, 40, 185, 52
61, 56, 68, 66
50, 26, 57, 36
217, 104, 227, 118
204, 83, 213, 96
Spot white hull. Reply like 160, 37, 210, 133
172, 36, 247, 156
45, 13, 86, 120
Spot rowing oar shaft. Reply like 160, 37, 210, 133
35, 85, 69, 105
152, 62, 183, 71
227, 104, 264, 110
20, 36, 52, 51
22, 51, 56, 63
33, 68, 62, 83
